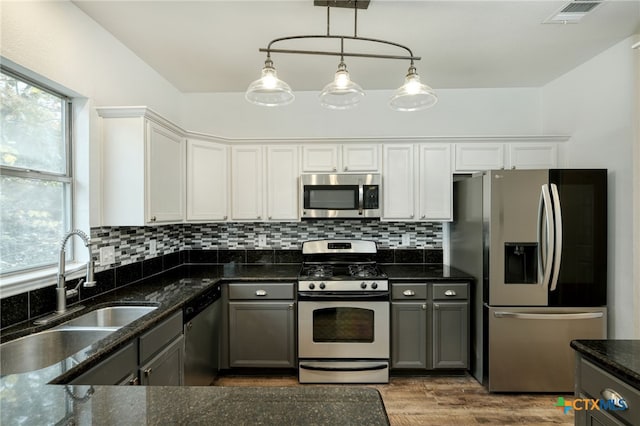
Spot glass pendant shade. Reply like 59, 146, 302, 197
389, 66, 438, 112
319, 62, 365, 110
245, 59, 294, 106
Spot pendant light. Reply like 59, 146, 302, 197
389, 65, 438, 111
247, 1, 437, 111
245, 58, 294, 107
319, 61, 365, 110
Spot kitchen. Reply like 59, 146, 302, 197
1, 0, 639, 425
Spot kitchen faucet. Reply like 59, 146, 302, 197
34, 229, 97, 325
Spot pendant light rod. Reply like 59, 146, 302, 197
260, 35, 420, 62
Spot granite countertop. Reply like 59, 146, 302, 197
571, 339, 640, 390
381, 263, 473, 281
0, 261, 463, 424
1, 384, 389, 425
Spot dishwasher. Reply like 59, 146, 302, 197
183, 284, 221, 386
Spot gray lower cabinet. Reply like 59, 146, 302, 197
138, 311, 184, 386
432, 301, 469, 369
432, 283, 469, 369
227, 283, 295, 368
139, 335, 185, 386
391, 283, 430, 370
575, 355, 639, 426
69, 310, 184, 386
391, 281, 469, 371
70, 341, 138, 385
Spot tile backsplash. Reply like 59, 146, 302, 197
1, 221, 442, 329
91, 221, 443, 271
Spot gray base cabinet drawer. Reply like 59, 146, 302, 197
139, 311, 183, 363
70, 342, 138, 385
228, 283, 294, 300
433, 283, 468, 300
579, 358, 639, 426
391, 283, 428, 300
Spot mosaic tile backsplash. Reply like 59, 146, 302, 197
1, 221, 442, 329
91, 221, 442, 272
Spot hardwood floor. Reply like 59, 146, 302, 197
214, 374, 574, 425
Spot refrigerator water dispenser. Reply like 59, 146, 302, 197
504, 243, 537, 284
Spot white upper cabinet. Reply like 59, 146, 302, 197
301, 144, 379, 172
266, 145, 299, 221
418, 144, 452, 221
383, 144, 453, 222
99, 108, 185, 226
231, 145, 264, 221
186, 139, 228, 221
382, 144, 415, 220
507, 143, 558, 169
342, 144, 380, 172
455, 141, 560, 172
454, 143, 505, 172
146, 122, 185, 223
230, 145, 299, 222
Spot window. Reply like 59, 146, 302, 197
0, 67, 72, 275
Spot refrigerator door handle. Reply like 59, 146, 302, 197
550, 183, 563, 292
493, 311, 604, 320
538, 184, 555, 290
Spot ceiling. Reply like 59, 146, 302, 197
73, 0, 640, 93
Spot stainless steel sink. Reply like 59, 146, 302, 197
1, 305, 157, 376
0, 328, 114, 376
58, 306, 157, 328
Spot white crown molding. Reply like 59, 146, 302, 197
95, 106, 570, 144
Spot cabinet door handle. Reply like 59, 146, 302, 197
144, 368, 153, 376
403, 290, 415, 297
129, 377, 139, 386
434, 303, 440, 310
444, 290, 457, 297
223, 215, 227, 220
255, 290, 268, 297
601, 388, 628, 410
150, 216, 157, 222
344, 166, 348, 171
288, 304, 294, 310
421, 304, 427, 310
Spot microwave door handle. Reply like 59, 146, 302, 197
550, 183, 563, 292
358, 185, 364, 213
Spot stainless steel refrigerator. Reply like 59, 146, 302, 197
451, 169, 607, 392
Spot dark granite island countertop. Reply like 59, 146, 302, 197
1, 384, 389, 425
570, 340, 640, 390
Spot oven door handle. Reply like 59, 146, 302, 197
298, 292, 389, 301
299, 363, 388, 372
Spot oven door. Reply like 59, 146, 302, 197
298, 300, 389, 359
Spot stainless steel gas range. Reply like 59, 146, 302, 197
297, 240, 390, 384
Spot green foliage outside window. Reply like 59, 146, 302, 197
0, 70, 71, 275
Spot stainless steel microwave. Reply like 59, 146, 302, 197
300, 173, 381, 219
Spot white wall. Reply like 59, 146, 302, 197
181, 88, 542, 139
541, 36, 640, 338
1, 1, 182, 228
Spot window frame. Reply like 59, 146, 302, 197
0, 66, 75, 277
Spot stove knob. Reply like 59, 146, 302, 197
371, 282, 378, 289
319, 282, 326, 290
308, 283, 315, 290
361, 282, 367, 289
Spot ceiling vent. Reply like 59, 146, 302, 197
543, 1, 602, 24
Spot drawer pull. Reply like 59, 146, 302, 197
255, 290, 268, 297
403, 290, 416, 297
601, 388, 628, 410
444, 290, 457, 297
